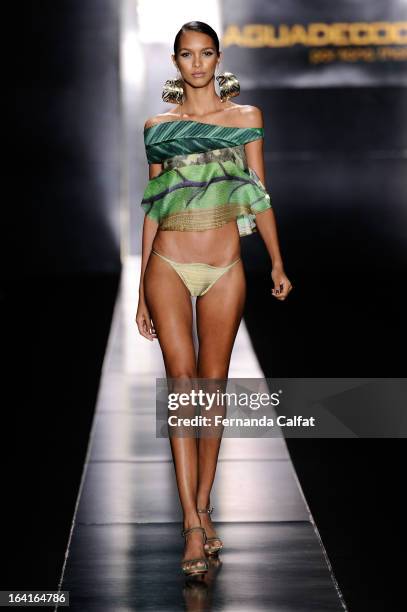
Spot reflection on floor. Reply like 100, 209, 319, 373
58, 256, 347, 611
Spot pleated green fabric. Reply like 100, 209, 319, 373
144, 120, 265, 164
141, 120, 272, 237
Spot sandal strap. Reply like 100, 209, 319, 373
181, 525, 207, 539
205, 536, 222, 543
182, 557, 208, 565
197, 505, 214, 514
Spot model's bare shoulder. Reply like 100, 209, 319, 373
239, 105, 264, 129
144, 116, 158, 130
144, 110, 180, 130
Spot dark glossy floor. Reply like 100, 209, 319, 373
58, 260, 346, 611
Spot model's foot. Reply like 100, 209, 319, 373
197, 507, 222, 549
198, 511, 220, 542
182, 519, 207, 571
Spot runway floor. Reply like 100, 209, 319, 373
58, 257, 347, 611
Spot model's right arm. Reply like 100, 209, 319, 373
138, 160, 162, 303
136, 118, 162, 340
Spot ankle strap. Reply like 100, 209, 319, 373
181, 525, 207, 538
197, 505, 214, 514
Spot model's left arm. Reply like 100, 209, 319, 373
244, 106, 293, 300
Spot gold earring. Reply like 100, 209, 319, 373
215, 68, 240, 103
162, 66, 184, 105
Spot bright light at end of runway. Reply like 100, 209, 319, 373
137, 0, 222, 44
121, 30, 144, 88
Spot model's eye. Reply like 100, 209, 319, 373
180, 51, 213, 57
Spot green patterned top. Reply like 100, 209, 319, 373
141, 120, 272, 237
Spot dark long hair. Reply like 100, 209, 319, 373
174, 21, 220, 57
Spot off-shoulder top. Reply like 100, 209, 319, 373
141, 119, 272, 237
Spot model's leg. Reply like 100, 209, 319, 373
195, 258, 246, 540
143, 253, 205, 568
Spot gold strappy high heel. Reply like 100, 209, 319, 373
197, 505, 223, 555
181, 525, 209, 576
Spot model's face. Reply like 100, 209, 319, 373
173, 31, 220, 87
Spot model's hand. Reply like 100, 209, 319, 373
135, 302, 157, 341
271, 264, 294, 301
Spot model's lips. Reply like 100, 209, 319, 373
192, 72, 205, 77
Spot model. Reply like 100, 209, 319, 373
135, 20, 293, 578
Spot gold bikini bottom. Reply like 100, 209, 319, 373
152, 250, 241, 298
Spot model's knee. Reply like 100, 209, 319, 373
167, 368, 197, 379
166, 371, 198, 393
197, 367, 228, 380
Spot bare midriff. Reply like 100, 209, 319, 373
151, 220, 241, 266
